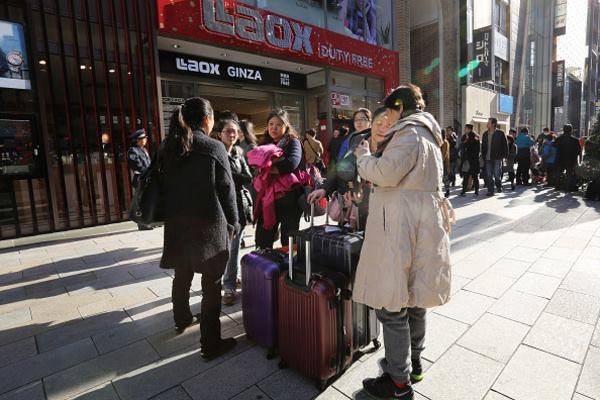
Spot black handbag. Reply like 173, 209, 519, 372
129, 154, 164, 225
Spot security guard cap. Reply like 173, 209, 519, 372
130, 128, 147, 140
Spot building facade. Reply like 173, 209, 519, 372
0, 0, 401, 239
0, 0, 160, 239
157, 0, 399, 142
392, 0, 461, 129
515, 0, 600, 136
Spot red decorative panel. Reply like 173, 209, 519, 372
157, 0, 399, 92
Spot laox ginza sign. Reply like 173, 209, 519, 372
202, 0, 313, 55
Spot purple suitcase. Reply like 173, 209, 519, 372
241, 249, 287, 358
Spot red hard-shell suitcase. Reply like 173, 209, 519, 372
277, 239, 353, 389
297, 203, 380, 354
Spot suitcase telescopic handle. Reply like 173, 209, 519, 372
325, 197, 330, 225
305, 239, 311, 287
288, 236, 293, 280
310, 202, 315, 228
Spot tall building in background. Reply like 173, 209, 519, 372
460, 0, 517, 135
584, 0, 600, 132
515, 0, 554, 134
552, 0, 589, 133
514, 0, 600, 136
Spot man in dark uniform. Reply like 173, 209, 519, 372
128, 128, 153, 230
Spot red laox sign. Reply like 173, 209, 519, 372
157, 0, 399, 90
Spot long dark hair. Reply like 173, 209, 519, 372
216, 118, 241, 135
164, 97, 213, 162
384, 84, 426, 118
239, 119, 258, 145
261, 109, 298, 145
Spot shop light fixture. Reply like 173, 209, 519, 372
38, 60, 47, 65
109, 68, 116, 73
80, 65, 86, 70
297, 66, 303, 71
172, 44, 181, 49
221, 52, 228, 57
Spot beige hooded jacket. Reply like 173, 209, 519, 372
352, 112, 454, 311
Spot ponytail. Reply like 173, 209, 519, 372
164, 97, 214, 163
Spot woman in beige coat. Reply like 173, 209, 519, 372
354, 85, 454, 400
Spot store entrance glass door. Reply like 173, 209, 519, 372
274, 93, 305, 134
162, 80, 306, 138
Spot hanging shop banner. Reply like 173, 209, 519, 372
552, 60, 565, 107
472, 26, 492, 83
157, 0, 399, 92
159, 51, 307, 90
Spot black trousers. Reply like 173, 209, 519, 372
172, 268, 222, 349
556, 163, 578, 191
516, 156, 531, 184
255, 190, 302, 249
545, 164, 556, 186
462, 171, 479, 193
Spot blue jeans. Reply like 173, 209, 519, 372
485, 160, 503, 193
223, 228, 243, 290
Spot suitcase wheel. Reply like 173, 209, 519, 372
278, 360, 288, 369
372, 339, 381, 350
266, 348, 277, 360
317, 379, 329, 391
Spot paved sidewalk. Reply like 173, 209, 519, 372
0, 186, 599, 400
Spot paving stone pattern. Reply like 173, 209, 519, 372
0, 187, 599, 399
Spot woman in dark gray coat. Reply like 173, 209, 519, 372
160, 97, 239, 360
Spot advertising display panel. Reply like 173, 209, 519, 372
0, 118, 38, 176
473, 26, 492, 83
0, 20, 30, 90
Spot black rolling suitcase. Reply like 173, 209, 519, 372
295, 201, 380, 353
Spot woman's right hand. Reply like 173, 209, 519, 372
307, 188, 326, 204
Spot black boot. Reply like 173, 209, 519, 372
200, 337, 237, 361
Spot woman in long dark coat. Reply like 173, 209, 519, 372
160, 97, 239, 360
459, 126, 481, 196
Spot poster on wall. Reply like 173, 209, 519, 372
0, 20, 30, 90
256, 0, 326, 28
472, 26, 492, 83
324, 0, 392, 49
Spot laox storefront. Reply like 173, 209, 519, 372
0, 0, 399, 240
157, 0, 399, 139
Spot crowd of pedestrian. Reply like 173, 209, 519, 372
126, 80, 587, 399
429, 120, 583, 198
